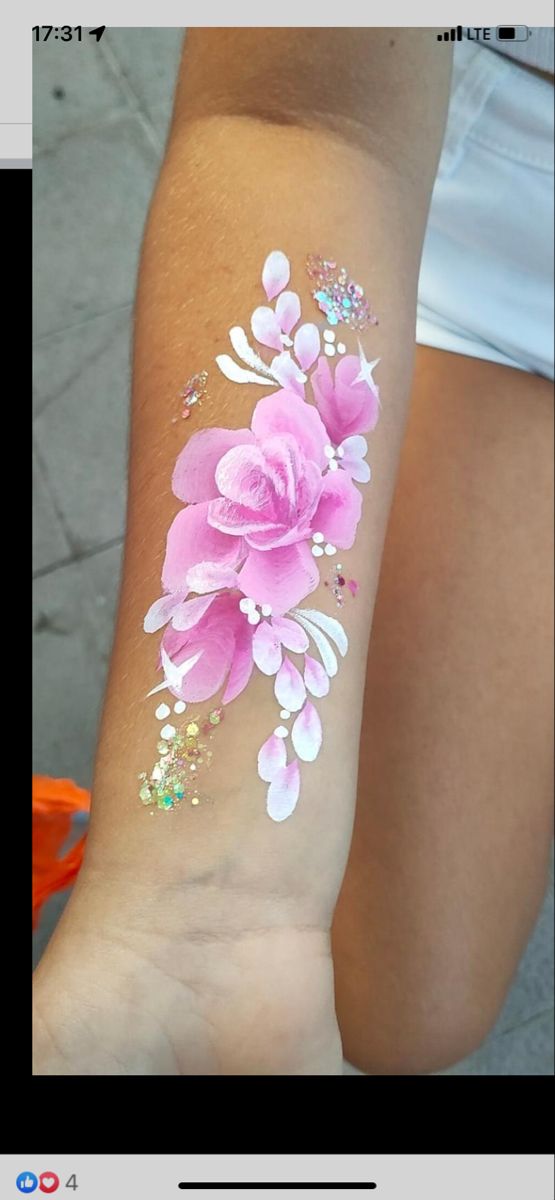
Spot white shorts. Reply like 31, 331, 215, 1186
417, 41, 555, 380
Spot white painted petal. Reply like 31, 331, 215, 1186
275, 290, 301, 335
341, 434, 368, 460
257, 733, 287, 783
292, 701, 322, 762
252, 621, 283, 675
262, 250, 290, 301
143, 592, 184, 634
155, 703, 170, 720
215, 354, 274, 387
343, 458, 371, 484
160, 723, 176, 740
251, 305, 284, 352
291, 612, 338, 677
270, 351, 307, 395
271, 615, 309, 654
173, 700, 186, 714
303, 653, 330, 697
266, 760, 301, 822
293, 607, 348, 657
293, 322, 321, 371
274, 657, 306, 711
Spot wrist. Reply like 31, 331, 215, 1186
33, 867, 342, 1075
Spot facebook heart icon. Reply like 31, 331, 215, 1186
39, 1176, 59, 1195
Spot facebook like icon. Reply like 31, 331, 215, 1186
16, 1175, 38, 1193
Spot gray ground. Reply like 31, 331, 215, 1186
32, 28, 554, 1075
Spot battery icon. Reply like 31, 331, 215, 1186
496, 26, 531, 40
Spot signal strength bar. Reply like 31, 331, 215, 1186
437, 26, 463, 40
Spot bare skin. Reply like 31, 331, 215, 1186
334, 345, 554, 1074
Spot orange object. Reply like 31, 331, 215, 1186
32, 776, 90, 928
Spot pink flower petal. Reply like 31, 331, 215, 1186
208, 499, 280, 539
252, 621, 283, 675
266, 759, 300, 822
258, 733, 287, 783
170, 592, 219, 631
162, 503, 245, 593
262, 250, 290, 301
291, 701, 322, 762
294, 323, 320, 370
311, 470, 362, 549
271, 616, 309, 653
312, 354, 380, 445
275, 290, 301, 335
185, 562, 239, 594
238, 543, 319, 615
274, 657, 306, 712
251, 391, 329, 469
172, 428, 253, 503
162, 631, 231, 702
222, 622, 254, 704
251, 306, 284, 352
144, 591, 186, 634
214, 444, 274, 509
162, 594, 246, 703
303, 654, 330, 698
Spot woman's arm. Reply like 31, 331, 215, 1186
33, 29, 452, 1075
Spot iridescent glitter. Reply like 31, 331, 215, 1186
139, 705, 224, 812
306, 254, 378, 332
180, 370, 208, 420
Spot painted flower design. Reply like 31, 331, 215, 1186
143, 250, 381, 821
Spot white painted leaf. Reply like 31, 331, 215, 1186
291, 612, 338, 677
215, 353, 274, 387
229, 326, 276, 378
292, 607, 348, 656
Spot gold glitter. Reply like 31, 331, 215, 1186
139, 704, 220, 813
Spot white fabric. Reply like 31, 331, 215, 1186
416, 40, 554, 379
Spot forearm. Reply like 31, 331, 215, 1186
34, 32, 451, 1075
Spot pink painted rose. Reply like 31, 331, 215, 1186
166, 390, 362, 614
